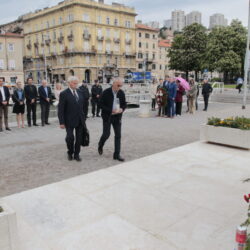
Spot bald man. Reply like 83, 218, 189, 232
98, 78, 127, 161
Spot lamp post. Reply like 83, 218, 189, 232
242, 0, 250, 109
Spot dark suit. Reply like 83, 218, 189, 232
38, 86, 52, 125
79, 85, 90, 119
99, 87, 126, 158
0, 86, 10, 129
91, 84, 103, 116
58, 88, 85, 157
202, 83, 213, 111
24, 84, 38, 125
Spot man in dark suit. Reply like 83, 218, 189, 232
24, 77, 38, 127
91, 80, 103, 117
38, 80, 52, 126
58, 76, 85, 162
98, 78, 126, 161
202, 79, 213, 111
79, 80, 90, 119
0, 77, 11, 132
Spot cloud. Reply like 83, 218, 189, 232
0, 0, 247, 27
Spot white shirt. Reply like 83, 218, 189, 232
0, 86, 6, 101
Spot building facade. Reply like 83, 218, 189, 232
0, 32, 24, 85
135, 24, 159, 80
163, 19, 172, 29
158, 40, 173, 78
186, 11, 202, 26
171, 10, 185, 32
146, 21, 160, 29
22, 0, 137, 84
209, 13, 228, 29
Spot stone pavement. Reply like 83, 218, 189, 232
0, 101, 249, 197
2, 141, 250, 250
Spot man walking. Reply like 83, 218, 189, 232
58, 76, 85, 162
91, 80, 102, 117
24, 77, 38, 126
202, 79, 213, 111
38, 80, 52, 126
98, 78, 126, 162
79, 80, 90, 119
0, 77, 11, 132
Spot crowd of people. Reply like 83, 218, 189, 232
150, 76, 213, 118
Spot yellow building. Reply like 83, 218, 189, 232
23, 0, 137, 84
0, 32, 24, 85
135, 23, 160, 80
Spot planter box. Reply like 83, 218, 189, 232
200, 124, 250, 149
0, 202, 19, 250
139, 100, 151, 118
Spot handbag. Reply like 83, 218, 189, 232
81, 122, 90, 147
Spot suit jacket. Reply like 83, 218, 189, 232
38, 86, 52, 105
0, 86, 10, 105
100, 87, 126, 121
12, 89, 25, 104
24, 85, 38, 104
91, 85, 103, 100
58, 88, 85, 128
79, 85, 90, 101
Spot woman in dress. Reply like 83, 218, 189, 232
12, 81, 25, 128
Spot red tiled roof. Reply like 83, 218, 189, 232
0, 32, 23, 38
158, 40, 171, 48
135, 24, 159, 32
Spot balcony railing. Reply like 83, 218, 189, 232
83, 34, 91, 40
26, 43, 32, 50
58, 36, 64, 43
104, 63, 116, 68
106, 50, 113, 55
125, 39, 132, 45
34, 42, 39, 48
67, 34, 74, 41
97, 36, 104, 41
45, 39, 51, 46
113, 38, 120, 44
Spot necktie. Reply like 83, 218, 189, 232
73, 90, 79, 102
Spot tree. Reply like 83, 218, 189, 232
168, 23, 207, 80
205, 20, 247, 83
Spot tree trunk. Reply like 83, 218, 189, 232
185, 71, 189, 80
195, 71, 198, 81
223, 71, 229, 83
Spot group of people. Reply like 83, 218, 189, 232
150, 76, 213, 118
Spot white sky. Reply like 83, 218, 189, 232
0, 0, 248, 27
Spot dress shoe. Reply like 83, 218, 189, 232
42, 124, 45, 127
74, 156, 82, 162
33, 124, 39, 126
113, 156, 125, 162
203, 109, 207, 111
0, 128, 3, 132
28, 124, 31, 127
6, 127, 11, 131
67, 154, 73, 161
45, 122, 50, 125
98, 145, 103, 155
97, 115, 100, 117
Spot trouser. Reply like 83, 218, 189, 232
92, 99, 100, 116
40, 102, 50, 125
66, 123, 83, 157
175, 102, 182, 115
167, 98, 175, 117
99, 115, 122, 158
84, 100, 89, 118
151, 98, 156, 110
158, 105, 165, 116
188, 98, 195, 114
195, 96, 199, 110
203, 94, 209, 110
0, 105, 9, 129
27, 102, 37, 125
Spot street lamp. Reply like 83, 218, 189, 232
242, 0, 250, 109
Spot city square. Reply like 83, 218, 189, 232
0, 0, 250, 249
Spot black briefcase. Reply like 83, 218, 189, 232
81, 123, 90, 147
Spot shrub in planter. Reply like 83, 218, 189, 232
207, 116, 250, 130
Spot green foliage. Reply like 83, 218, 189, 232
207, 116, 250, 130
169, 23, 207, 74
205, 20, 247, 78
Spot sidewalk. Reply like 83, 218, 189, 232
2, 141, 250, 250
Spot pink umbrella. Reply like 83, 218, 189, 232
176, 77, 190, 91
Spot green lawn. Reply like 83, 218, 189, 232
224, 84, 236, 89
